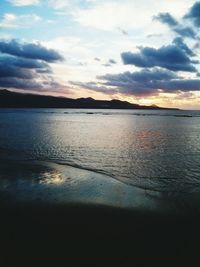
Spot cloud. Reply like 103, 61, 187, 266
0, 13, 41, 29
99, 68, 177, 83
102, 59, 117, 67
48, 0, 70, 10
94, 57, 101, 62
172, 37, 194, 56
68, 1, 200, 103
147, 33, 163, 38
102, 63, 112, 67
8, 0, 39, 6
154, 12, 178, 27
70, 81, 117, 95
121, 38, 197, 72
158, 79, 200, 92
0, 77, 64, 92
4, 56, 50, 70
0, 39, 65, 92
173, 26, 196, 39
0, 63, 34, 79
154, 12, 196, 39
184, 1, 200, 27
108, 59, 117, 64
0, 55, 51, 77
71, 68, 200, 97
97, 68, 180, 96
117, 27, 129, 35
0, 39, 63, 62
73, 1, 153, 32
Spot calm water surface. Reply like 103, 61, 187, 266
0, 108, 199, 193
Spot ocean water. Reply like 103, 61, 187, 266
0, 108, 199, 193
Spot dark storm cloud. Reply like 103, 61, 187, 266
71, 68, 200, 97
184, 1, 200, 27
98, 69, 200, 95
0, 39, 63, 62
0, 77, 64, 92
0, 54, 52, 81
0, 39, 64, 92
0, 54, 52, 89
0, 55, 51, 71
154, 12, 196, 39
172, 37, 195, 56
158, 79, 200, 92
0, 77, 45, 90
154, 12, 178, 27
99, 68, 177, 83
70, 81, 117, 95
121, 39, 198, 72
173, 26, 196, 39
97, 69, 179, 96
0, 63, 34, 79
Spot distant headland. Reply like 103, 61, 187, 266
0, 89, 178, 110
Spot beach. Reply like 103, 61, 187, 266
1, 159, 200, 266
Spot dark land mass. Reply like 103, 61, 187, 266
1, 202, 200, 267
0, 89, 178, 109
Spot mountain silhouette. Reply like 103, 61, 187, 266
0, 89, 178, 110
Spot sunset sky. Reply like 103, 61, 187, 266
0, 0, 200, 109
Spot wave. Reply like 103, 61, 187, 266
43, 159, 200, 194
0, 146, 199, 194
51, 159, 114, 178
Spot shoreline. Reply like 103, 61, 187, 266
1, 159, 200, 215
1, 159, 200, 266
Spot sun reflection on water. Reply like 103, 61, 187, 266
40, 170, 64, 185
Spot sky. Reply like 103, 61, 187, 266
0, 0, 200, 109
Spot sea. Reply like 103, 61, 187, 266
0, 108, 199, 195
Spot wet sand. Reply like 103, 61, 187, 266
1, 160, 200, 266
